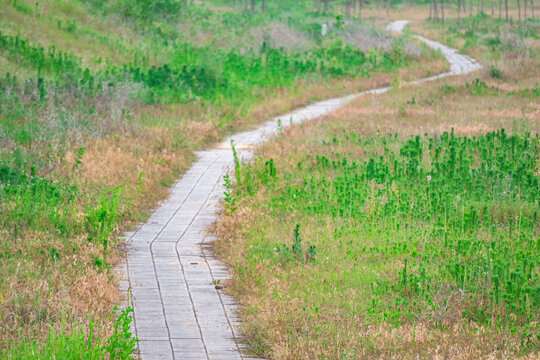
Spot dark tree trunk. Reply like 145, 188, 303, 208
531, 0, 535, 20
441, 0, 445, 22
324, 0, 328, 12
458, 0, 462, 24
346, 0, 351, 18
491, 0, 495, 14
517, 0, 521, 21
505, 0, 509, 21
481, 0, 484, 13
430, 0, 433, 19
434, 0, 439, 20
251, 0, 255, 13
261, 0, 265, 12
499, 0, 503, 17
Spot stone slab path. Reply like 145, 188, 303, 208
117, 20, 481, 360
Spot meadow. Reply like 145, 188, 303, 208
215, 8, 540, 359
0, 0, 446, 357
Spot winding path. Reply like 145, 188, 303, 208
118, 21, 481, 360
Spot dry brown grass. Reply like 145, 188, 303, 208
315, 57, 539, 140
0, 231, 118, 350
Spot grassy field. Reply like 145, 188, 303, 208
215, 9, 540, 360
0, 0, 450, 357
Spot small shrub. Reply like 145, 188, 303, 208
489, 66, 503, 79
276, 224, 316, 263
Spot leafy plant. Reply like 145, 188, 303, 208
223, 174, 237, 216
1, 307, 137, 359
85, 185, 122, 249
72, 146, 85, 171
488, 65, 503, 79
276, 224, 316, 263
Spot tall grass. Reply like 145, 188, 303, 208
1, 307, 136, 359
222, 129, 539, 358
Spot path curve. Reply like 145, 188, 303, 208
118, 21, 481, 360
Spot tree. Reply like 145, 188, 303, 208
251, 0, 255, 13
441, 0, 445, 22
324, 0, 329, 12
505, 0, 509, 21
346, 0, 351, 18
517, 0, 522, 22
433, 0, 439, 20
358, 0, 363, 19
457, 0, 462, 25
531, 0, 536, 20
261, 0, 265, 12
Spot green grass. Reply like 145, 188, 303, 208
1, 307, 136, 359
221, 129, 539, 358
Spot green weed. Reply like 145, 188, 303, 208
85, 185, 122, 249
489, 65, 503, 79
240, 129, 539, 332
223, 174, 237, 216
276, 224, 316, 263
1, 307, 137, 359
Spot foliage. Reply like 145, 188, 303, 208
0, 163, 77, 234
488, 66, 503, 79
236, 129, 539, 344
1, 307, 137, 359
223, 174, 237, 215
85, 186, 122, 249
275, 223, 316, 263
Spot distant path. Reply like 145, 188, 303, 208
118, 20, 480, 360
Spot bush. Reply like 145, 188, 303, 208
489, 65, 503, 79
